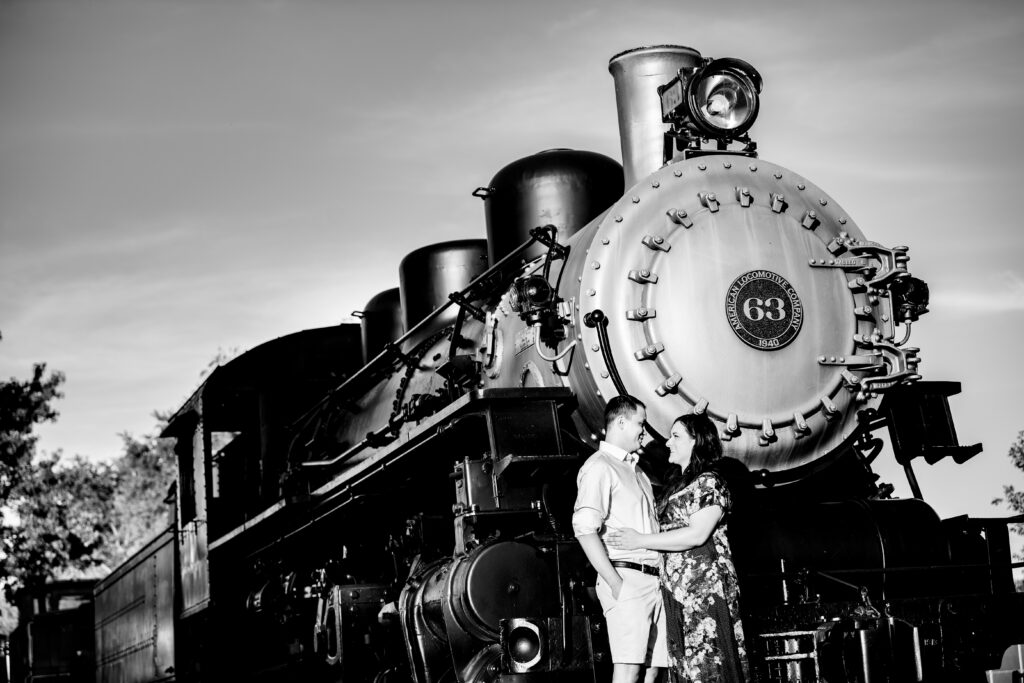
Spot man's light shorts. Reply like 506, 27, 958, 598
595, 568, 669, 666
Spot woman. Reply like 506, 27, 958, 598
607, 413, 748, 683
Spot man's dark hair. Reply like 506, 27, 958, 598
604, 395, 645, 429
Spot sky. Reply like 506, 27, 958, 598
1, 0, 1023, 537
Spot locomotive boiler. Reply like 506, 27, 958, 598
98, 44, 1024, 683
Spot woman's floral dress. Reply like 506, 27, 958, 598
660, 472, 748, 683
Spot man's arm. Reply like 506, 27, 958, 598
572, 460, 623, 598
577, 533, 623, 598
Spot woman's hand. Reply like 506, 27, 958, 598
606, 527, 643, 550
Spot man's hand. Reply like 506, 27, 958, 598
609, 572, 624, 599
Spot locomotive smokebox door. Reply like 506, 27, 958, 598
576, 156, 921, 483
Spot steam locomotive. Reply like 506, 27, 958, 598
83, 45, 1023, 683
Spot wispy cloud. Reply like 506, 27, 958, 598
930, 270, 1024, 313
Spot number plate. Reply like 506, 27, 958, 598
724, 270, 804, 350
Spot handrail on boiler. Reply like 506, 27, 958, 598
296, 226, 561, 468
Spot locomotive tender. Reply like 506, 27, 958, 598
89, 45, 1023, 682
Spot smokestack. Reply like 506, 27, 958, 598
608, 45, 702, 188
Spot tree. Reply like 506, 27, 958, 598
102, 423, 177, 566
1, 454, 117, 593
992, 429, 1024, 589
0, 364, 64, 502
0, 362, 175, 610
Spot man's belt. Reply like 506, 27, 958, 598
611, 560, 660, 577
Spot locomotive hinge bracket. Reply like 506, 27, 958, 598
809, 241, 911, 291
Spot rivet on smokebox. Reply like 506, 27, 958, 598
839, 217, 848, 224
601, 238, 610, 245
601, 371, 609, 379
698, 163, 707, 171
632, 196, 640, 203
673, 170, 683, 177
797, 183, 806, 190
651, 181, 660, 188
591, 344, 600, 352
615, 216, 623, 222
749, 164, 757, 172
723, 162, 732, 169
819, 198, 828, 206
587, 289, 596, 296
591, 261, 601, 269
774, 172, 782, 179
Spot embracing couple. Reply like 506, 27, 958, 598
572, 395, 749, 683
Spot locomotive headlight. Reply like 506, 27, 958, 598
501, 618, 546, 672
687, 58, 762, 136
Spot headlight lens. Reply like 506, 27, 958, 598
687, 58, 762, 136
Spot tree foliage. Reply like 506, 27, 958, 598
2, 454, 118, 590
0, 364, 64, 501
0, 364, 176, 611
992, 430, 1024, 591
992, 430, 1024, 547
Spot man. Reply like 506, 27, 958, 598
573, 395, 667, 683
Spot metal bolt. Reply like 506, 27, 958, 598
774, 172, 782, 179
591, 261, 601, 269
839, 217, 847, 224
586, 289, 596, 296
741, 188, 750, 196
615, 215, 623, 222
654, 236, 664, 244
641, 269, 650, 277
698, 163, 707, 170
797, 183, 806, 190
652, 181, 660, 188
830, 356, 837, 362
819, 198, 828, 206
819, 356, 826, 362
638, 308, 648, 316
749, 164, 758, 171
591, 344, 600, 351
882, 315, 890, 322
632, 196, 640, 203
601, 238, 610, 245
673, 170, 683, 177
707, 192, 716, 201
601, 371, 609, 378
809, 211, 817, 219
724, 162, 732, 169
839, 357, 845, 363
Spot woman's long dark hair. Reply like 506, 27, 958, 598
657, 413, 723, 514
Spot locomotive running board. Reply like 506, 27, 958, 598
209, 387, 577, 558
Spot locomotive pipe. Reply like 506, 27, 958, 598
293, 227, 559, 453
608, 45, 702, 188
